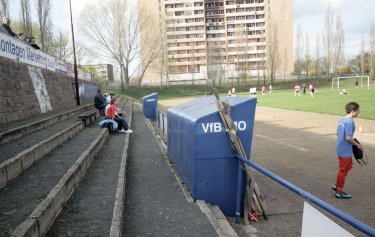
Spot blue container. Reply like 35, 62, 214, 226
142, 93, 158, 120
167, 96, 256, 216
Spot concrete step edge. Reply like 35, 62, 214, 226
0, 104, 93, 145
0, 121, 84, 189
12, 128, 109, 237
196, 200, 239, 237
109, 101, 133, 237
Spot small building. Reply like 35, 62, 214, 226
85, 64, 114, 83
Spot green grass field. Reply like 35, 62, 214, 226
108, 81, 374, 120
236, 87, 375, 120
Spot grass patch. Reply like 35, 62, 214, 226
3, 227, 14, 236
237, 87, 375, 120
1, 209, 17, 217
36, 193, 48, 202
104, 82, 375, 120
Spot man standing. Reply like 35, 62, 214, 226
0, 17, 17, 37
309, 84, 314, 97
334, 102, 362, 198
294, 85, 301, 96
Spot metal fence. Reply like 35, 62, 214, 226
156, 109, 167, 135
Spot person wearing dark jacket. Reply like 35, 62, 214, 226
0, 17, 17, 37
94, 89, 107, 113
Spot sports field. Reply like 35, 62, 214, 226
236, 87, 375, 120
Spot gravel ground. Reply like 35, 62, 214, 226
158, 98, 375, 237
228, 107, 375, 237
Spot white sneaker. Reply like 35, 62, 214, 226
125, 129, 133, 134
118, 129, 126, 133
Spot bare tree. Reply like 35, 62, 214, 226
267, 20, 280, 84
0, 0, 9, 17
49, 30, 69, 60
332, 14, 345, 76
158, 13, 176, 86
206, 40, 222, 86
234, 24, 248, 87
294, 24, 304, 80
360, 35, 365, 76
80, 0, 160, 91
322, 4, 334, 78
137, 3, 163, 86
20, 0, 32, 38
282, 46, 287, 82
158, 14, 169, 86
36, 0, 52, 51
314, 35, 320, 78
370, 23, 375, 79
304, 33, 311, 78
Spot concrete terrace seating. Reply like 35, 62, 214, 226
0, 99, 233, 237
0, 99, 133, 236
0, 104, 94, 145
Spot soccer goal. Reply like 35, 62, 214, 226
332, 76, 370, 89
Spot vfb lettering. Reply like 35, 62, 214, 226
201, 121, 247, 133
146, 99, 156, 102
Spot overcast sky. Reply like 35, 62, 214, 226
9, 0, 375, 59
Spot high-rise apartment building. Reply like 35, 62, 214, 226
138, 0, 293, 85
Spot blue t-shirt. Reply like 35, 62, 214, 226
336, 117, 355, 157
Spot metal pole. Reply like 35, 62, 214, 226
235, 159, 243, 224
69, 0, 80, 105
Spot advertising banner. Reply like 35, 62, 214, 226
0, 32, 56, 71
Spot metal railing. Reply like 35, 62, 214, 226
156, 109, 168, 135
235, 154, 375, 236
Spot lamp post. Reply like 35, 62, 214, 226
69, 0, 80, 105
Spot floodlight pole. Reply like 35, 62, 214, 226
69, 0, 80, 105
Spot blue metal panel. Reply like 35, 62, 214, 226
195, 158, 245, 215
167, 95, 256, 216
142, 93, 158, 119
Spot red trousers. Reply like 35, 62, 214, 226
335, 157, 353, 193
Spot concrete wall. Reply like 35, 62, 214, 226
0, 56, 98, 125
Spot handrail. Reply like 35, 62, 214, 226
235, 154, 375, 236
157, 109, 167, 135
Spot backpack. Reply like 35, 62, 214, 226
98, 119, 118, 131
353, 138, 368, 166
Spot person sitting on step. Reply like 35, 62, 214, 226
94, 88, 107, 115
105, 98, 133, 134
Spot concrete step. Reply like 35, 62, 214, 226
47, 101, 132, 237
0, 113, 102, 189
0, 125, 107, 236
197, 200, 239, 237
0, 103, 94, 145
0, 98, 131, 237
